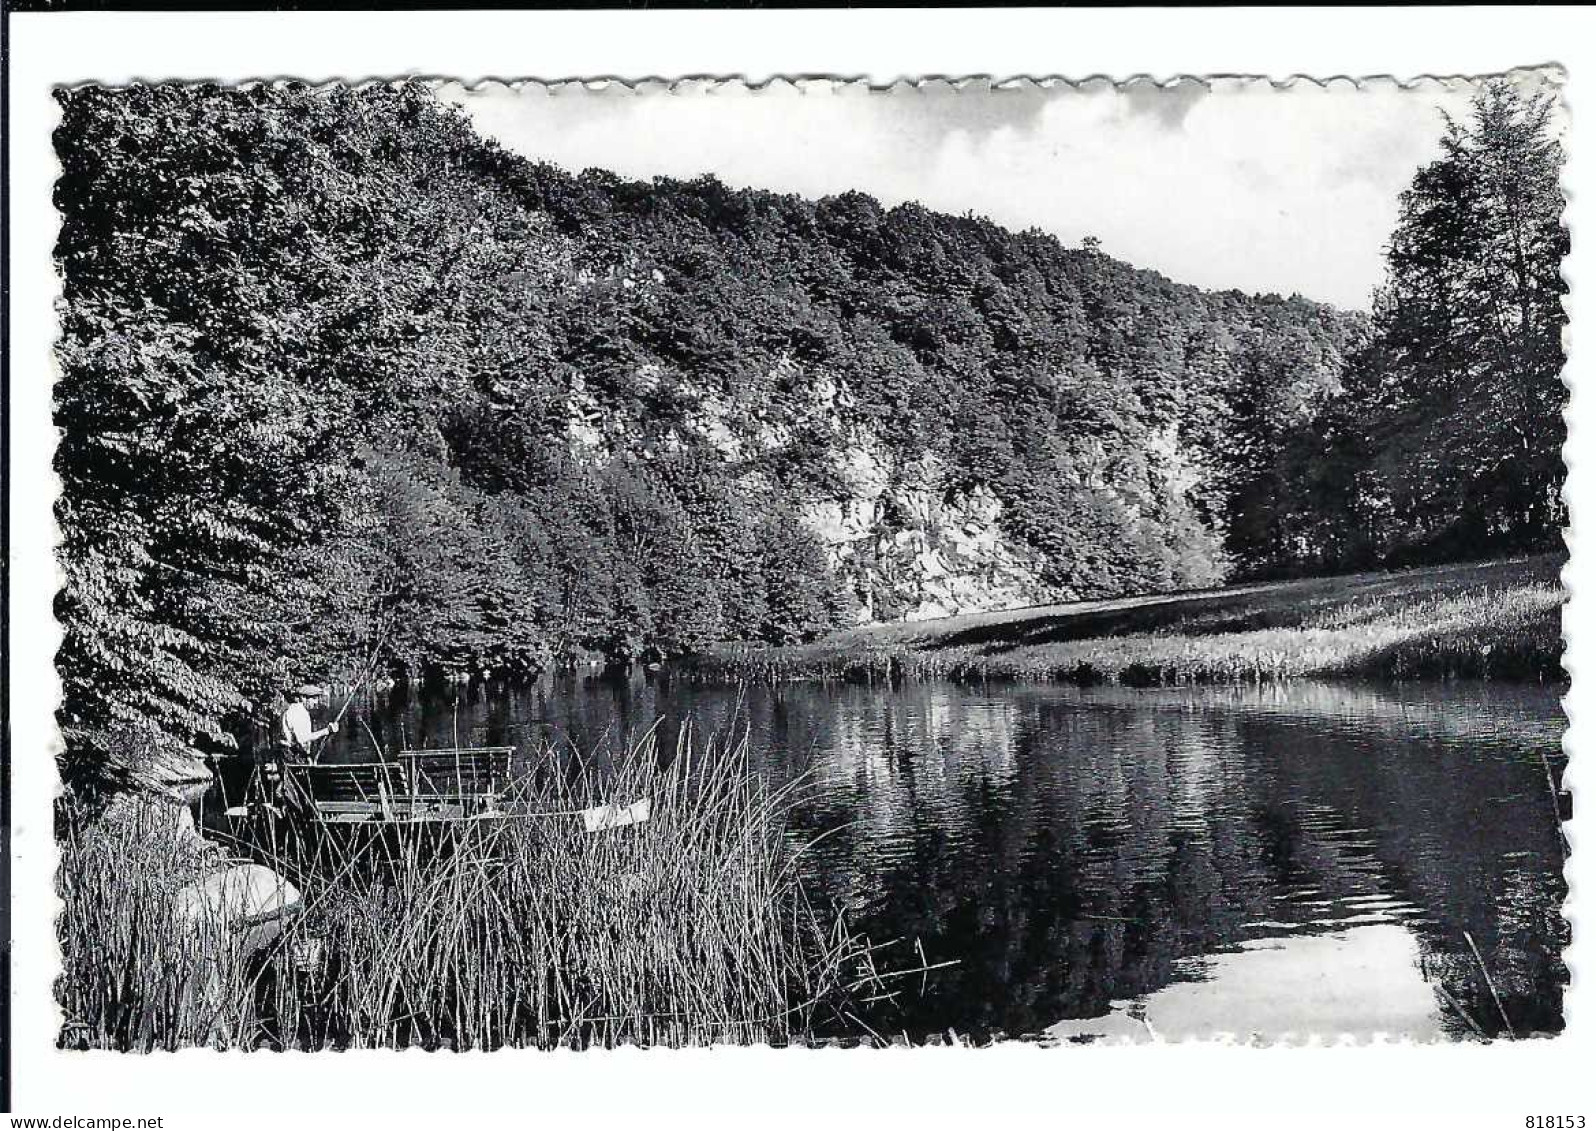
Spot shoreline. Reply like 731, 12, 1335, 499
682, 555, 1566, 688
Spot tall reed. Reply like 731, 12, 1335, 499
58, 726, 889, 1050
56, 798, 255, 1050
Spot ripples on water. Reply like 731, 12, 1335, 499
321, 674, 1568, 1043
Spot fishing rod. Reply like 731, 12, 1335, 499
313, 623, 393, 762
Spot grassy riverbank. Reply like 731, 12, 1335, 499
57, 730, 889, 1051
688, 556, 1565, 687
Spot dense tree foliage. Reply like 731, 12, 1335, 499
52, 80, 1563, 785
1258, 81, 1567, 575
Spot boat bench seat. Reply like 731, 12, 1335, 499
398, 747, 514, 807
285, 750, 512, 823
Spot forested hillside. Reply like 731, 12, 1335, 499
52, 82, 1564, 781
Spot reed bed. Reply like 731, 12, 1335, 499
56, 797, 256, 1050
686, 556, 1566, 688
57, 728, 899, 1051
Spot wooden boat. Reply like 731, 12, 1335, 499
282, 746, 516, 825
215, 743, 648, 888
215, 746, 518, 882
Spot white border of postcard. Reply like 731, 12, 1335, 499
8, 6, 1593, 1125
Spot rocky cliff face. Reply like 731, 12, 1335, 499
800, 438, 1047, 623
563, 357, 1051, 626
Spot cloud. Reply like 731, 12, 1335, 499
1120, 78, 1209, 132
869, 80, 1054, 144
1325, 119, 1445, 191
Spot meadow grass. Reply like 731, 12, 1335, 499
57, 728, 895, 1051
687, 555, 1566, 687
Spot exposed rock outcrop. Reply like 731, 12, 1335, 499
110, 749, 303, 956
175, 863, 301, 956
799, 437, 1048, 623
567, 358, 1054, 625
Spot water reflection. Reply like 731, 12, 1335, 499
1047, 924, 1446, 1043
319, 675, 1567, 1042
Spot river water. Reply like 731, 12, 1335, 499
316, 672, 1567, 1043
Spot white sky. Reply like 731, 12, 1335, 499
447, 76, 1551, 311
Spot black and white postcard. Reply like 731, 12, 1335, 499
6, 7, 1592, 1124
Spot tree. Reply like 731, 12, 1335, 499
1345, 80, 1567, 563
52, 82, 551, 784
604, 461, 725, 658
757, 505, 851, 645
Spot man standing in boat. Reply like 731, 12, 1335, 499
278, 683, 340, 763
263, 683, 340, 818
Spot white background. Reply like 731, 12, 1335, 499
7, 7, 1594, 1125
